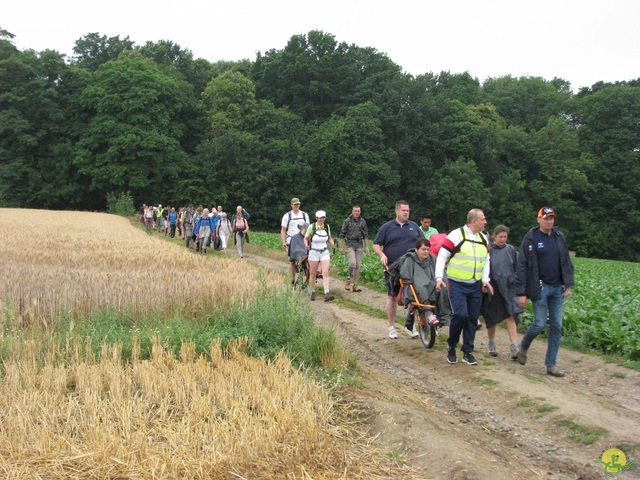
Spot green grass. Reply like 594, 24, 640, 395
335, 296, 387, 319
516, 398, 537, 407
480, 378, 499, 386
537, 405, 559, 413
523, 373, 542, 383
554, 418, 608, 445
0, 288, 354, 376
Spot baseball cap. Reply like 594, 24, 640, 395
315, 210, 326, 218
291, 197, 301, 204
537, 206, 556, 219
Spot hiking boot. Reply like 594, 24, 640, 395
388, 325, 398, 339
488, 339, 498, 357
404, 327, 419, 338
547, 366, 565, 377
344, 282, 351, 291
351, 285, 362, 292
447, 347, 457, 364
324, 292, 334, 302
516, 347, 528, 365
510, 343, 519, 361
310, 292, 316, 301
462, 353, 478, 365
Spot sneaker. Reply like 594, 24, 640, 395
476, 320, 483, 331
516, 348, 528, 365
388, 325, 398, 339
447, 347, 457, 364
488, 339, 498, 357
510, 343, 519, 361
547, 366, 565, 377
427, 314, 440, 326
344, 282, 351, 291
404, 327, 419, 338
324, 292, 335, 302
310, 292, 316, 301
462, 353, 478, 365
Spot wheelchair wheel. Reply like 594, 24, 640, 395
415, 309, 436, 349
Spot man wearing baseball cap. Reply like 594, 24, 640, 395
515, 207, 575, 377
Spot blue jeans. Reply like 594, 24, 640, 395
520, 283, 565, 367
447, 280, 482, 354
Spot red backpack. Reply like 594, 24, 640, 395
429, 233, 447, 256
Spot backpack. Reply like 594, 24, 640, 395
184, 210, 196, 226
286, 211, 309, 233
429, 233, 447, 256
308, 223, 332, 247
386, 251, 412, 306
451, 227, 487, 257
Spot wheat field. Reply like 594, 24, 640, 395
0, 209, 412, 479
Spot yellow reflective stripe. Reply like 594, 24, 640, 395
449, 264, 481, 273
446, 229, 487, 281
452, 254, 478, 261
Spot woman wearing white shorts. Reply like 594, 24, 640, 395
305, 210, 336, 302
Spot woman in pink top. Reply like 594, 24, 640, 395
232, 211, 249, 258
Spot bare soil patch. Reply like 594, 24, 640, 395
244, 251, 640, 480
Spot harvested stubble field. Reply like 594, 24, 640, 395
0, 209, 411, 479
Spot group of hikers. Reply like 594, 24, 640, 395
139, 203, 249, 257
142, 197, 575, 377
281, 198, 574, 378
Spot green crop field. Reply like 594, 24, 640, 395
561, 257, 640, 361
249, 231, 640, 362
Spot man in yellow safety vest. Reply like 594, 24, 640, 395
435, 209, 493, 366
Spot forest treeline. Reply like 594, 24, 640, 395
0, 28, 638, 261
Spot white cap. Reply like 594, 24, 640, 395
315, 210, 326, 218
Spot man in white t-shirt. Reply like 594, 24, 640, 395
280, 197, 310, 283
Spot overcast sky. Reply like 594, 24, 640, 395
4, 0, 639, 91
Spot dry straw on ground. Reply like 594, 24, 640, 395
0, 209, 414, 479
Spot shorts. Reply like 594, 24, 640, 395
384, 271, 401, 297
308, 249, 330, 262
347, 246, 363, 269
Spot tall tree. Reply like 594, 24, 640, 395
253, 30, 400, 123
0, 32, 78, 208
429, 158, 489, 231
74, 51, 190, 208
72, 33, 135, 71
302, 101, 400, 226
483, 75, 571, 131
574, 83, 640, 260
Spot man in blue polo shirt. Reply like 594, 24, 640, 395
373, 200, 422, 339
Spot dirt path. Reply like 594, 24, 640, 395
243, 251, 640, 479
